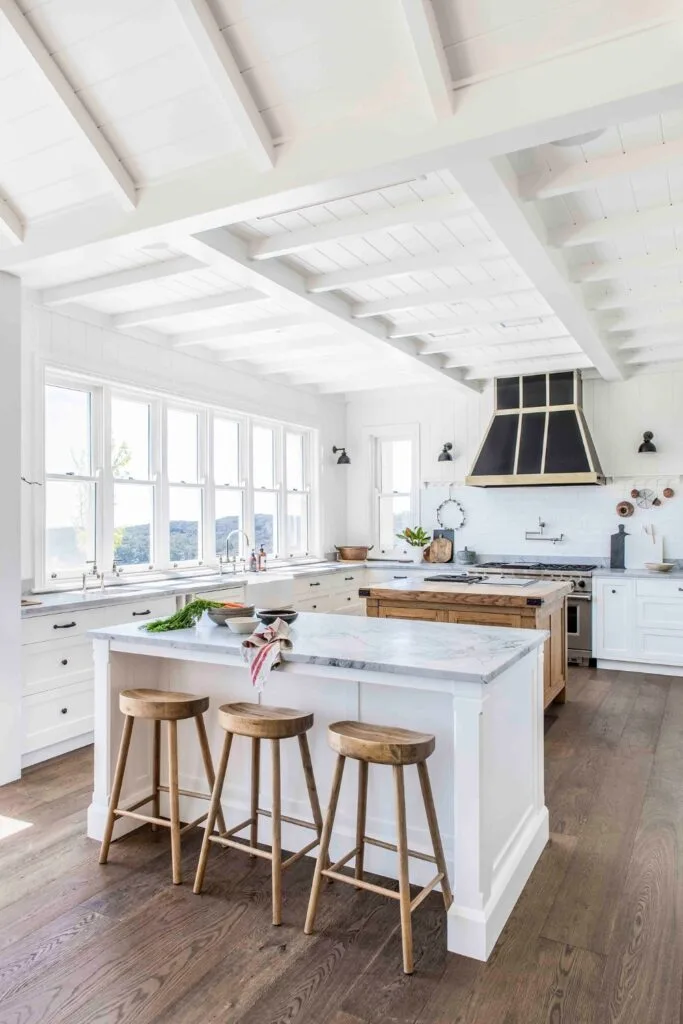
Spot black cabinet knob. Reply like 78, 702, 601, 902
312, 604, 317, 610
611, 589, 617, 594
60, 659, 68, 666
60, 707, 68, 715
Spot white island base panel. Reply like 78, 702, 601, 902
88, 626, 547, 961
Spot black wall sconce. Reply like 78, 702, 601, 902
438, 442, 454, 462
332, 445, 350, 465
638, 431, 657, 454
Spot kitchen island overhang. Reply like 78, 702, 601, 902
88, 612, 548, 961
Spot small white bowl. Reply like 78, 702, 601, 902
227, 617, 259, 634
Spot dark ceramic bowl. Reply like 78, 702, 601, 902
256, 608, 298, 625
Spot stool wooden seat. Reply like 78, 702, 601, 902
99, 688, 225, 885
194, 701, 322, 925
305, 720, 452, 975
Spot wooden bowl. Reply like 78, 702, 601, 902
644, 562, 675, 573
207, 604, 255, 625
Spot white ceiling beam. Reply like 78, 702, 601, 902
521, 136, 683, 201
465, 354, 592, 381
602, 306, 683, 332
0, 0, 136, 211
0, 196, 23, 245
398, 0, 453, 119
306, 241, 506, 292
318, 377, 421, 395
587, 286, 683, 312
172, 313, 309, 349
572, 250, 683, 284
444, 341, 581, 369
179, 229, 480, 391
616, 329, 683, 350
250, 195, 471, 260
453, 156, 625, 381
389, 307, 552, 337
551, 200, 683, 249
171, 0, 274, 171
625, 344, 683, 365
37, 256, 204, 306
352, 280, 534, 318
111, 288, 264, 328
420, 329, 571, 354
218, 336, 338, 363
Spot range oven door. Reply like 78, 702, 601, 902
567, 594, 592, 664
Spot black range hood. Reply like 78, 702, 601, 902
466, 371, 605, 487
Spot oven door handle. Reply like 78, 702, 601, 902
568, 593, 591, 602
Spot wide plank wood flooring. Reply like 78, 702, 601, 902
1, 667, 683, 1023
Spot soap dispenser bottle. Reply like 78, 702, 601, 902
249, 549, 258, 572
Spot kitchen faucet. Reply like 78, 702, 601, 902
223, 529, 250, 574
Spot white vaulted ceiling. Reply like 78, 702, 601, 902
1, 0, 683, 393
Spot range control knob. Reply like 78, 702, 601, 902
577, 579, 586, 589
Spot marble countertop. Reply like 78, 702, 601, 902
90, 611, 546, 685
593, 566, 683, 579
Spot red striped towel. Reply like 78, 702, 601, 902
241, 618, 293, 690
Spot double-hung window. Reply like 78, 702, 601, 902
110, 395, 155, 569
44, 383, 98, 578
213, 416, 245, 561
374, 430, 418, 553
252, 424, 279, 556
167, 407, 204, 565
284, 431, 309, 556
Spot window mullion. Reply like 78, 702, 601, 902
156, 399, 169, 569
100, 385, 114, 574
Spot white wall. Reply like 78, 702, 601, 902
345, 371, 683, 562
1, 275, 22, 784
21, 303, 347, 583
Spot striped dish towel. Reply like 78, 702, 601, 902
241, 618, 293, 690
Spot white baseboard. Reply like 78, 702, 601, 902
596, 659, 683, 677
22, 731, 93, 769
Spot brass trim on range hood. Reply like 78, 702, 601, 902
466, 371, 605, 488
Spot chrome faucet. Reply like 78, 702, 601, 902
82, 560, 99, 593
225, 530, 250, 573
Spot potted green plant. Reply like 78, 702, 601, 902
396, 526, 431, 563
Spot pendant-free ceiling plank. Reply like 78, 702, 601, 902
111, 288, 264, 327
306, 241, 504, 292
522, 136, 683, 201
465, 354, 592, 380
37, 256, 204, 306
0, 0, 136, 211
389, 307, 551, 337
453, 156, 625, 381
172, 313, 309, 348
551, 200, 683, 248
421, 330, 571, 354
573, 250, 683, 283
250, 194, 471, 259
0, 197, 23, 245
172, 0, 274, 171
398, 0, 453, 118
352, 280, 534, 318
180, 228, 481, 391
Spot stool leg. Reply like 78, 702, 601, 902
298, 732, 323, 835
151, 719, 160, 837
304, 753, 345, 935
195, 712, 227, 836
355, 760, 368, 881
99, 714, 134, 865
168, 719, 182, 885
417, 760, 453, 909
194, 731, 233, 894
393, 764, 414, 975
271, 738, 282, 925
250, 737, 260, 854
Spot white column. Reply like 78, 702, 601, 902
0, 273, 22, 785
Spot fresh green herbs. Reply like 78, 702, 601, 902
396, 526, 431, 548
144, 599, 223, 632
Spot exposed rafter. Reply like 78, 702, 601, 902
172, 314, 311, 348
0, 0, 136, 211
420, 329, 571, 354
522, 137, 683, 201
444, 340, 581, 369
588, 287, 683, 312
178, 229, 480, 391
352, 280, 533, 318
111, 288, 264, 328
317, 375, 427, 395
453, 156, 625, 381
625, 344, 683, 365
572, 250, 683, 284
37, 257, 204, 306
398, 0, 453, 118
306, 241, 505, 292
172, 0, 274, 171
602, 306, 683, 332
218, 336, 339, 363
250, 194, 470, 260
465, 353, 592, 381
550, 200, 683, 248
0, 196, 23, 245
388, 307, 551, 338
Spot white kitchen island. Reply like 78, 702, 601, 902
88, 612, 548, 961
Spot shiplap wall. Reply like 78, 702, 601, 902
344, 372, 683, 560
21, 303, 347, 583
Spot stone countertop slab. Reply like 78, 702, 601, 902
90, 611, 545, 685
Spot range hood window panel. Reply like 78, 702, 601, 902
496, 377, 519, 410
549, 371, 575, 406
471, 414, 519, 476
517, 412, 546, 474
545, 411, 591, 474
522, 374, 546, 408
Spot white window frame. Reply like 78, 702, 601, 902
165, 402, 207, 568
368, 424, 420, 556
283, 428, 311, 557
211, 411, 247, 564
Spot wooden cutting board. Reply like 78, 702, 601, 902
427, 536, 453, 563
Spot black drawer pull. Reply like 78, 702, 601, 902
393, 575, 408, 579
132, 609, 151, 617
344, 576, 354, 581
53, 622, 77, 629
60, 707, 68, 715
309, 582, 321, 587
60, 659, 68, 666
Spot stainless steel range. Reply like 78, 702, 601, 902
473, 562, 596, 666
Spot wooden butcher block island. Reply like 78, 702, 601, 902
363, 576, 571, 708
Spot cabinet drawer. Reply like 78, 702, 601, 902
22, 637, 92, 696
106, 596, 178, 625
635, 579, 683, 600
190, 588, 246, 605
22, 681, 94, 755
448, 610, 523, 628
297, 595, 333, 613
294, 576, 333, 600
636, 630, 683, 664
22, 605, 111, 646
328, 570, 365, 591
636, 598, 683, 630
379, 606, 446, 622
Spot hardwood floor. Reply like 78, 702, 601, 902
1, 667, 682, 1023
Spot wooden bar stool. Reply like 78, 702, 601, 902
193, 701, 323, 926
304, 720, 453, 975
99, 688, 226, 885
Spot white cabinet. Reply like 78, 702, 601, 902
593, 579, 634, 660
594, 575, 683, 670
